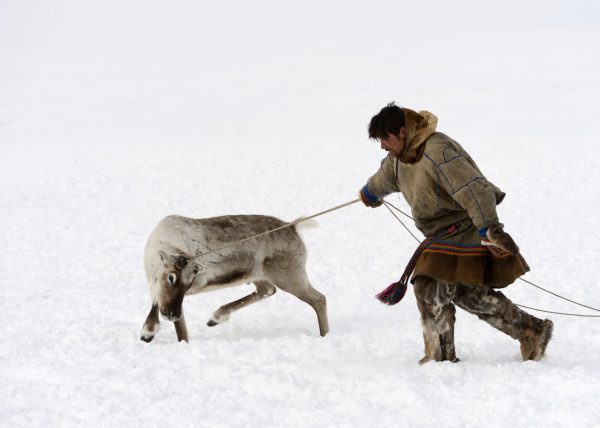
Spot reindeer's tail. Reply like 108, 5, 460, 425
291, 216, 319, 232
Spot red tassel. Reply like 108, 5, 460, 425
376, 236, 434, 306
375, 280, 408, 305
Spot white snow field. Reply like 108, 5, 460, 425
2, 1, 600, 427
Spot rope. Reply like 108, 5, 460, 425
513, 304, 600, 318
383, 202, 421, 242
191, 198, 361, 260
183, 196, 599, 317
292, 198, 362, 223
382, 200, 600, 318
518, 277, 600, 313
383, 200, 415, 223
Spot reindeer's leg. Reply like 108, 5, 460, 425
140, 303, 160, 342
271, 271, 329, 337
207, 280, 276, 327
173, 310, 189, 342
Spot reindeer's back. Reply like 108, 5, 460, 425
145, 214, 305, 262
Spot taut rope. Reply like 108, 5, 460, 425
383, 200, 600, 317
185, 195, 599, 317
191, 198, 361, 260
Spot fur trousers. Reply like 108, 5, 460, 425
413, 276, 546, 363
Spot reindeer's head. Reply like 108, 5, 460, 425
156, 250, 200, 321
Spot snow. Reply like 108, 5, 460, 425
1, 1, 600, 426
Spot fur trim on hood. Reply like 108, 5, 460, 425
399, 109, 438, 164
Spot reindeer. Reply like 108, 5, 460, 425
140, 214, 329, 342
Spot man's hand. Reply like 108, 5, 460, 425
359, 186, 383, 208
481, 224, 520, 256
481, 237, 508, 256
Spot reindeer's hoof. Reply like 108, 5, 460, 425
207, 312, 229, 327
140, 324, 159, 342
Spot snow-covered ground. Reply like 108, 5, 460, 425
2, 1, 600, 426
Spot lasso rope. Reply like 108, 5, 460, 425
185, 196, 598, 317
383, 199, 600, 317
191, 198, 361, 260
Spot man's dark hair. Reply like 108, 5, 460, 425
368, 102, 405, 140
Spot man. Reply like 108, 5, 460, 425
359, 102, 553, 363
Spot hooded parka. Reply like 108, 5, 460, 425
365, 108, 529, 287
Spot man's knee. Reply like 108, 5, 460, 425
454, 284, 499, 314
413, 276, 427, 299
413, 276, 439, 304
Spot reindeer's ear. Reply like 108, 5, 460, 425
158, 250, 178, 266
158, 250, 190, 269
158, 250, 168, 263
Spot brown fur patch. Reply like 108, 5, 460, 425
205, 270, 248, 286
400, 108, 437, 164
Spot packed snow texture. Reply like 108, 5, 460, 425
1, 1, 600, 427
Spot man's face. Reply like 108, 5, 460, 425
378, 127, 406, 157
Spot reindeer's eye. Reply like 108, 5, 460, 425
193, 268, 199, 275
176, 257, 188, 269
167, 273, 177, 286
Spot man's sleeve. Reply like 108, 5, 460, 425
429, 146, 500, 231
363, 155, 400, 202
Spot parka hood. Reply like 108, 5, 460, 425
399, 108, 438, 164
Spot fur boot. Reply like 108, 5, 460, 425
414, 277, 459, 364
519, 319, 554, 361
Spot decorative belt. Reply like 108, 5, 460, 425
375, 223, 458, 305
